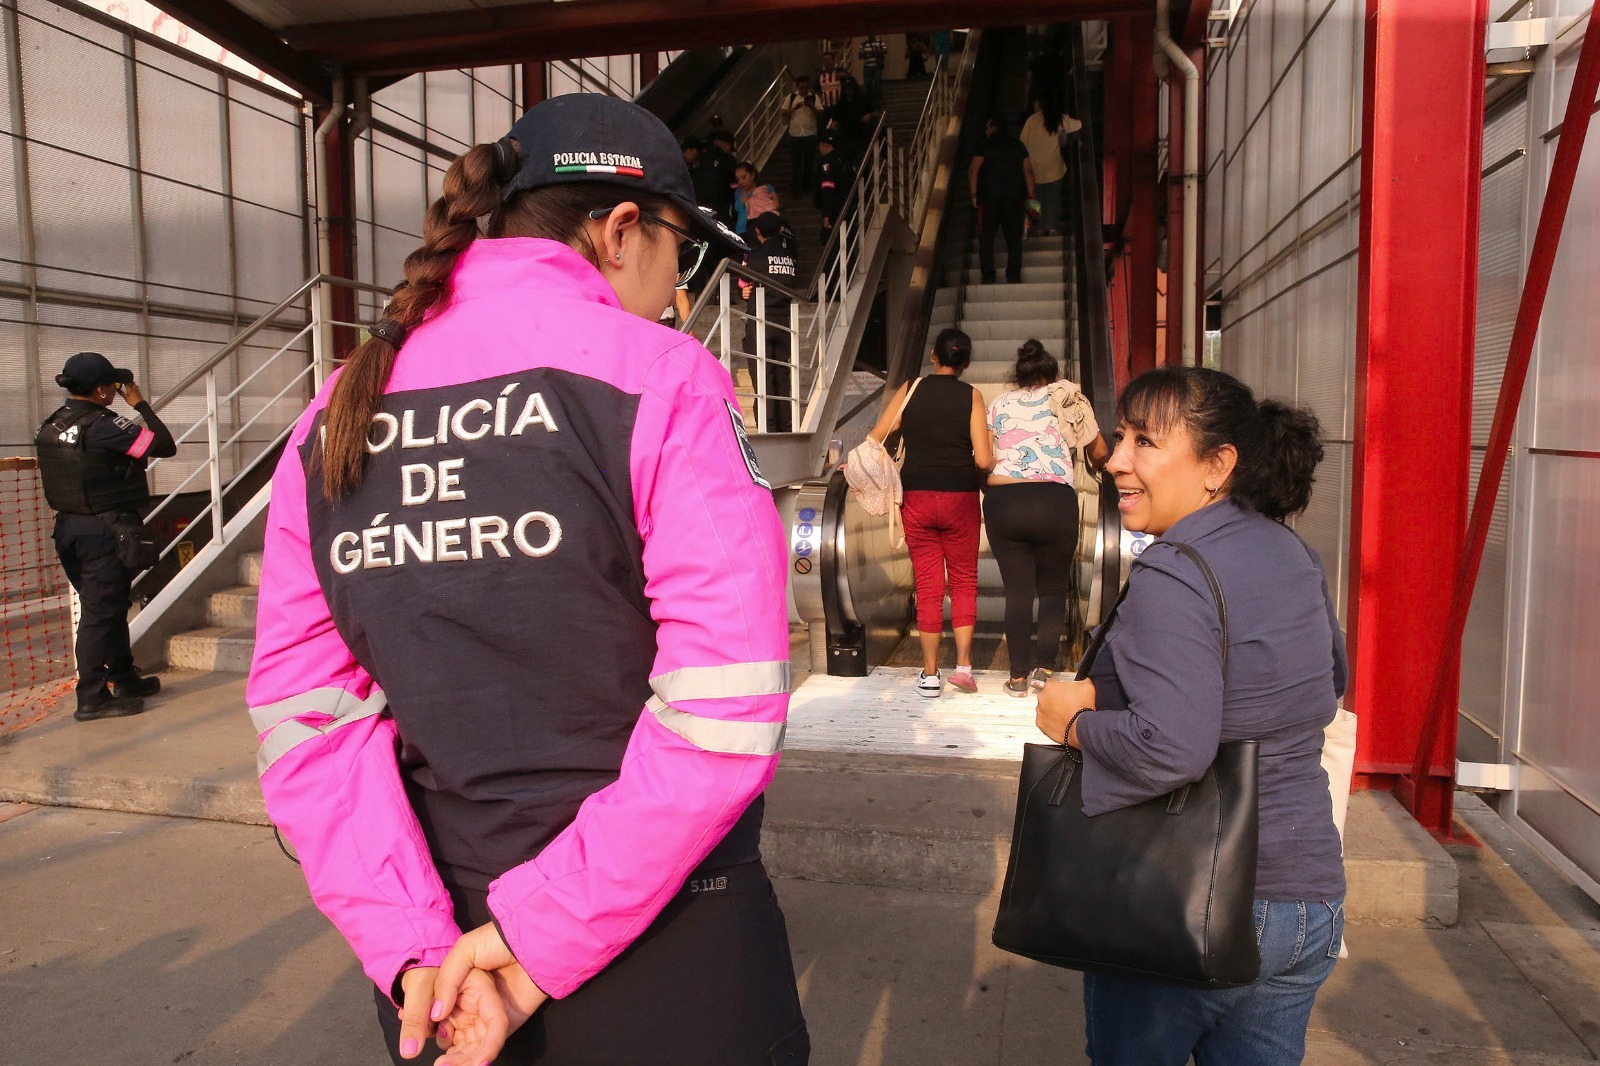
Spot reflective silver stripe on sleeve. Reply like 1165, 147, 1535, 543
252, 686, 388, 775
249, 686, 385, 734
646, 695, 786, 756
650, 660, 791, 705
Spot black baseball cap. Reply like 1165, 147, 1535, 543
752, 212, 782, 237
500, 95, 746, 253
57, 351, 133, 391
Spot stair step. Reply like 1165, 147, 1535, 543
167, 626, 256, 673
206, 586, 259, 628
959, 299, 1063, 322
959, 319, 1066, 342
239, 552, 264, 588
960, 281, 1064, 302
959, 248, 1065, 267
965, 265, 1066, 285
969, 338, 1069, 360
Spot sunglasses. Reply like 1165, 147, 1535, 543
588, 206, 710, 286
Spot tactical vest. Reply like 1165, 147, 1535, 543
34, 405, 150, 516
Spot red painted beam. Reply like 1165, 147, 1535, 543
1181, 0, 1210, 49
1406, 7, 1600, 813
313, 102, 360, 353
1347, 0, 1487, 835
521, 62, 546, 112
283, 0, 1151, 77
145, 0, 330, 102
1163, 50, 1196, 368
1126, 14, 1160, 376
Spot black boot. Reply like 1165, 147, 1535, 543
111, 674, 161, 699
75, 688, 146, 722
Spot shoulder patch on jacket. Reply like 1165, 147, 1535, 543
726, 400, 771, 489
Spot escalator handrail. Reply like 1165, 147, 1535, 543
1063, 25, 1124, 624
1065, 24, 1117, 443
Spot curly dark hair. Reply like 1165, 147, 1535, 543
1118, 365, 1324, 522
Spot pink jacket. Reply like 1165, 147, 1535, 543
247, 238, 791, 1001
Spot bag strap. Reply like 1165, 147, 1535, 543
1074, 540, 1229, 680
889, 376, 922, 460
1166, 542, 1229, 676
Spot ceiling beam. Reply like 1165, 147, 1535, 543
284, 0, 1152, 77
146, 0, 332, 102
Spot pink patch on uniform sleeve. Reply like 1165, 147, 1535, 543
127, 428, 155, 458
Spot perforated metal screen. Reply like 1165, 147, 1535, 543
0, 0, 312, 493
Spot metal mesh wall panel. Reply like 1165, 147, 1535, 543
1520, 455, 1600, 811
1531, 78, 1600, 453
473, 67, 516, 145
228, 93, 303, 216
136, 62, 224, 188
425, 69, 473, 152
0, 298, 28, 448
141, 172, 233, 314
28, 144, 140, 300
1212, 0, 1363, 620
17, 1, 129, 165
2, 0, 311, 454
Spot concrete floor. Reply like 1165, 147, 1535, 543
1, 797, 1598, 1065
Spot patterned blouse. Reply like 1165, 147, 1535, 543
988, 381, 1100, 483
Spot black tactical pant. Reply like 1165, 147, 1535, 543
376, 860, 809, 1064
979, 197, 1026, 283
53, 513, 136, 703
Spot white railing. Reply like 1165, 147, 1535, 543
683, 39, 973, 445
124, 273, 387, 643
731, 65, 794, 166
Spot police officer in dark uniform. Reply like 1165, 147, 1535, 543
34, 352, 175, 721
813, 132, 853, 237
740, 212, 800, 433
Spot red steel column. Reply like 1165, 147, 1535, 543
640, 50, 660, 87
1127, 14, 1160, 376
312, 100, 359, 354
1347, 0, 1486, 835
1164, 59, 1185, 367
521, 61, 546, 111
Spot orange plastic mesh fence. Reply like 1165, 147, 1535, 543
0, 458, 74, 733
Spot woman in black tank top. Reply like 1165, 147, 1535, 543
865, 328, 994, 697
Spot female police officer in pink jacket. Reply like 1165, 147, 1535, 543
247, 94, 808, 1064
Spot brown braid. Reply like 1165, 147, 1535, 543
319, 143, 500, 499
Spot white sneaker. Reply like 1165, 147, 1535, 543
916, 671, 942, 698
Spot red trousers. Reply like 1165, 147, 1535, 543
900, 490, 981, 633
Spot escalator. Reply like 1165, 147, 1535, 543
785, 24, 1127, 678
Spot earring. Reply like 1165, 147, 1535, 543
1206, 485, 1219, 495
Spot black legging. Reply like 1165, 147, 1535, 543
983, 481, 1078, 679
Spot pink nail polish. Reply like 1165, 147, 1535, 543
400, 1037, 418, 1057
431, 998, 445, 1021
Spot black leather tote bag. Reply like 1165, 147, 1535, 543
991, 542, 1261, 989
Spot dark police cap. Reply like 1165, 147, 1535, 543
496, 95, 746, 254
752, 212, 783, 237
57, 351, 133, 391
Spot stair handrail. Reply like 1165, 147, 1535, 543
679, 32, 979, 466
136, 275, 388, 588
731, 65, 796, 167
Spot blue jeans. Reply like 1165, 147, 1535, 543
1083, 898, 1344, 1066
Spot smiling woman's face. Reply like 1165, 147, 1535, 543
1105, 416, 1220, 536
